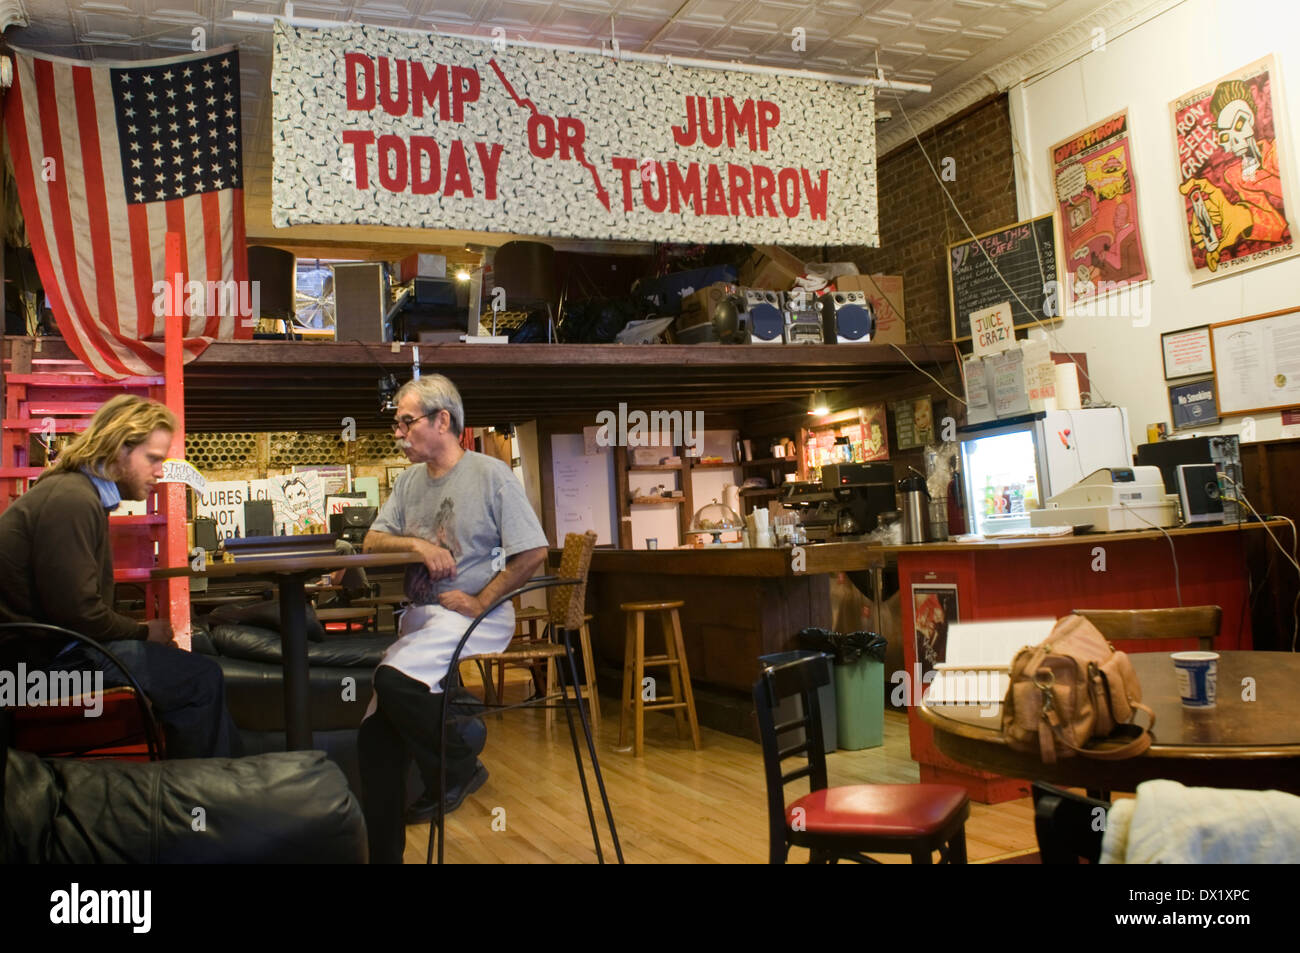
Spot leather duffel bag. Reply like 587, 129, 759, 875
1002, 615, 1155, 764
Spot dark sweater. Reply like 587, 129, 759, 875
0, 470, 147, 643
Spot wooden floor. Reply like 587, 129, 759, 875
405, 671, 1039, 864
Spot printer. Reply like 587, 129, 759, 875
1028, 466, 1178, 532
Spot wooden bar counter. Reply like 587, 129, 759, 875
580, 542, 885, 736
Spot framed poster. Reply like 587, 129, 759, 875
1169, 377, 1219, 430
1050, 110, 1151, 306
912, 580, 959, 681
1170, 55, 1298, 283
1161, 325, 1213, 379
1209, 306, 1300, 415
891, 396, 934, 450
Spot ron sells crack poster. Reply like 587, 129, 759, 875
270, 23, 879, 245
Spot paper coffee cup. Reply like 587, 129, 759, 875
1172, 651, 1218, 708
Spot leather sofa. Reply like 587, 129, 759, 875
3, 745, 367, 863
193, 620, 486, 796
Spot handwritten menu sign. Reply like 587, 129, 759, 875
948, 214, 1058, 341
970, 302, 1014, 357
987, 348, 1030, 417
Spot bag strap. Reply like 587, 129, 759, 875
1043, 700, 1156, 760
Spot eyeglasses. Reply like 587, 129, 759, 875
391, 412, 435, 434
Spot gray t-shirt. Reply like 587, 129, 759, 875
371, 451, 548, 605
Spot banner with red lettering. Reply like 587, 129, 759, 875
271, 23, 878, 245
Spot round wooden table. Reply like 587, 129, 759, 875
918, 651, 1300, 795
155, 552, 422, 750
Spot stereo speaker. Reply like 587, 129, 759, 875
1177, 463, 1224, 525
744, 289, 785, 344
333, 262, 387, 342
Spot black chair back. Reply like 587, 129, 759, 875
752, 652, 833, 863
1032, 782, 1108, 863
0, 622, 164, 761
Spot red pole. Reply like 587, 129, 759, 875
162, 232, 191, 648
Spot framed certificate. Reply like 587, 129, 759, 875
1161, 325, 1213, 380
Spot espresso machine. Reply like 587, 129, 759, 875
781, 462, 895, 541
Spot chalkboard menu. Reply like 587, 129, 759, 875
948, 214, 1058, 341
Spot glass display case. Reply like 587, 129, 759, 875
958, 408, 1132, 536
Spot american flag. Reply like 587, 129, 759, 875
4, 46, 252, 379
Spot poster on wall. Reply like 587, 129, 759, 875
1049, 110, 1151, 306
194, 481, 249, 541
1170, 55, 1298, 283
250, 472, 327, 533
270, 22, 878, 245
911, 579, 960, 682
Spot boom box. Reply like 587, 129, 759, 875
744, 290, 786, 344
824, 290, 875, 343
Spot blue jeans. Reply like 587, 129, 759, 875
60, 640, 242, 759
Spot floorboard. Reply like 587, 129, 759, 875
405, 671, 1039, 864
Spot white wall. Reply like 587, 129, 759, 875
1009, 0, 1300, 448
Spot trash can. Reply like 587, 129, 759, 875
757, 650, 837, 753
798, 628, 887, 751
833, 655, 884, 750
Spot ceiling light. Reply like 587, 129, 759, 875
808, 390, 830, 416
455, 269, 471, 281
875, 109, 892, 124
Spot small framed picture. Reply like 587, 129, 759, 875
1169, 377, 1219, 430
1161, 325, 1213, 380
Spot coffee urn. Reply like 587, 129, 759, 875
898, 475, 929, 544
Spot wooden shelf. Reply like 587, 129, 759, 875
631, 496, 685, 505
742, 457, 797, 468
740, 487, 782, 497
690, 462, 741, 469
629, 464, 681, 471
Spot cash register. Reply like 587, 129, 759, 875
1028, 466, 1178, 532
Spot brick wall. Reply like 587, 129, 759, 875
795, 94, 1019, 345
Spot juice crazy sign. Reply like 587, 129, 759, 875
272, 23, 878, 245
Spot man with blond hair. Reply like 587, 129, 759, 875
0, 395, 239, 758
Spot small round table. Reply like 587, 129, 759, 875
918, 651, 1300, 795
155, 552, 422, 750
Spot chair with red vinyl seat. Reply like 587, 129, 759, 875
753, 652, 969, 864
0, 622, 164, 762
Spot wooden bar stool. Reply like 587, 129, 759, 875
618, 600, 701, 757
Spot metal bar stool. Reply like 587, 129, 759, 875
618, 600, 701, 757
429, 575, 623, 864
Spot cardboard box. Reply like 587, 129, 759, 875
739, 244, 804, 291
835, 274, 905, 346
397, 252, 447, 283
676, 282, 734, 331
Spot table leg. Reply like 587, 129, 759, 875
279, 575, 312, 751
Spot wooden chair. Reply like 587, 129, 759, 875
0, 622, 165, 762
1032, 782, 1108, 864
1071, 606, 1221, 800
1071, 606, 1221, 650
470, 531, 601, 730
754, 652, 969, 864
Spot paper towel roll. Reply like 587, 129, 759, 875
1055, 362, 1082, 410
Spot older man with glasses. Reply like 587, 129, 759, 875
360, 374, 549, 863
